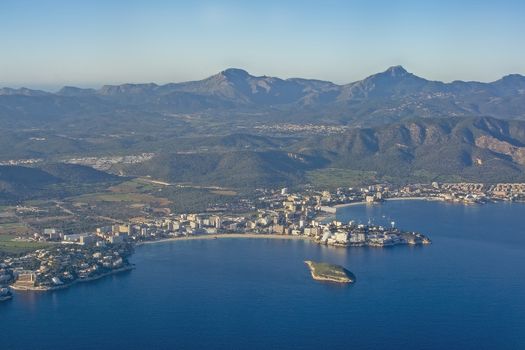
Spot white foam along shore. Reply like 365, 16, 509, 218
136, 233, 308, 246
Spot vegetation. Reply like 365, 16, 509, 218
159, 187, 243, 213
305, 261, 355, 283
306, 168, 379, 189
3, 116, 525, 206
0, 235, 51, 257
296, 117, 525, 185
1, 68, 525, 197
2, 66, 525, 133
116, 117, 525, 189
0, 175, 252, 239
0, 222, 30, 235
2, 116, 525, 205
0, 163, 123, 204
123, 150, 323, 189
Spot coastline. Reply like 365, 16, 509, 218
8, 198, 441, 294
10, 265, 134, 292
137, 233, 308, 246
304, 261, 354, 283
385, 197, 443, 202
333, 196, 443, 209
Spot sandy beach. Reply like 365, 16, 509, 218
333, 196, 443, 209
137, 233, 309, 246
333, 201, 368, 208
385, 196, 443, 202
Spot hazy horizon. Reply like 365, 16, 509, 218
1, 0, 525, 89
3, 64, 525, 93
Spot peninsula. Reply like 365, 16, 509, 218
305, 261, 356, 284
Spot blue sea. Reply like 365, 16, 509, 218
2, 201, 525, 350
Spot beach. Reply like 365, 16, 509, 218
333, 196, 443, 209
137, 233, 308, 246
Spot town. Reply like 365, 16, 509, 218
391, 182, 525, 204
2, 180, 525, 299
3, 244, 132, 292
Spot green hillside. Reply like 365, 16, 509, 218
0, 164, 122, 203
123, 150, 325, 188
295, 117, 525, 184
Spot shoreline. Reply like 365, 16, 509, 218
10, 265, 134, 292
385, 196, 443, 202
333, 196, 443, 209
137, 233, 308, 246
8, 198, 443, 294
304, 261, 353, 283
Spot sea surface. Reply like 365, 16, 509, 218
1, 201, 525, 350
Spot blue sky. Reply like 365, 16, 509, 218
1, 0, 524, 89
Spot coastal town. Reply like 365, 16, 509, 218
1, 180, 525, 300
4, 243, 132, 292
389, 182, 525, 204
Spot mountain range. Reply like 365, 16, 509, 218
1, 66, 525, 127
2, 67, 525, 198
1, 115, 525, 200
295, 116, 525, 183
118, 117, 525, 188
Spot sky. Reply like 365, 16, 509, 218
1, 0, 524, 90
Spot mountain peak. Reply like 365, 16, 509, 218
500, 73, 525, 81
220, 68, 251, 79
384, 65, 409, 77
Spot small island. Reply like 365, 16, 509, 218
305, 260, 356, 284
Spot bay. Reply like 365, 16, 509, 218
1, 201, 524, 349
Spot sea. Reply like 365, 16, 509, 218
1, 200, 524, 350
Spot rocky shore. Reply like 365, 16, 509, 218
10, 265, 133, 292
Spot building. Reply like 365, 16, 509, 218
79, 235, 95, 246
13, 271, 36, 288
44, 228, 61, 240
272, 224, 285, 234
108, 235, 124, 244
335, 232, 349, 244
